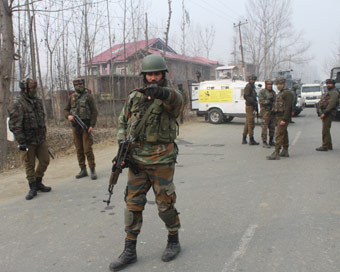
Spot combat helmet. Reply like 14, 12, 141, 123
73, 78, 85, 86
275, 77, 286, 84
265, 80, 273, 85
325, 79, 335, 85
141, 54, 168, 73
248, 74, 257, 81
19, 78, 37, 90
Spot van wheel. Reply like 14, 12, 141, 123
208, 109, 223, 124
224, 116, 234, 123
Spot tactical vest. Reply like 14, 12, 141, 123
70, 90, 91, 120
273, 91, 285, 113
127, 91, 177, 143
320, 93, 330, 110
19, 95, 46, 143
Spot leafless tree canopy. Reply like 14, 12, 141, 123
243, 0, 311, 80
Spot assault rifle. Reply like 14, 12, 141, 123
103, 135, 135, 206
73, 114, 94, 138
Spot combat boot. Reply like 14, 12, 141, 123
316, 146, 328, 151
328, 145, 333, 150
249, 137, 259, 145
279, 149, 289, 157
262, 141, 270, 148
242, 136, 247, 144
161, 233, 181, 262
109, 239, 137, 271
269, 136, 275, 147
266, 151, 280, 160
26, 181, 38, 200
90, 168, 97, 180
36, 177, 51, 192
76, 166, 88, 179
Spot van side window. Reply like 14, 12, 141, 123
221, 86, 229, 89
207, 86, 215, 90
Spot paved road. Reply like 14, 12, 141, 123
1, 108, 340, 272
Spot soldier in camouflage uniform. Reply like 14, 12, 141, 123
109, 54, 183, 271
267, 77, 294, 160
290, 83, 299, 123
242, 74, 260, 145
64, 78, 98, 180
8, 78, 51, 200
258, 80, 276, 148
177, 83, 189, 124
315, 79, 340, 151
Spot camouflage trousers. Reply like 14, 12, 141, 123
261, 111, 276, 142
124, 162, 181, 240
321, 114, 333, 148
72, 126, 95, 168
20, 141, 50, 183
243, 105, 255, 137
274, 117, 289, 152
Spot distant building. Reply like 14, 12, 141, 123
86, 38, 220, 85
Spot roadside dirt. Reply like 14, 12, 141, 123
0, 115, 200, 203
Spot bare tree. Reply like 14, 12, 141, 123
180, 0, 190, 56
199, 24, 216, 59
322, 33, 340, 77
243, 0, 310, 79
0, 0, 15, 171
163, 0, 172, 56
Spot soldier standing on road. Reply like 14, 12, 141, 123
290, 83, 298, 123
315, 79, 340, 151
177, 83, 189, 124
242, 74, 260, 145
8, 78, 52, 200
258, 80, 276, 148
109, 54, 183, 271
64, 78, 98, 180
267, 77, 294, 160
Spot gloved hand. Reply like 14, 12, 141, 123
269, 96, 274, 103
140, 85, 170, 100
112, 155, 139, 175
18, 145, 27, 151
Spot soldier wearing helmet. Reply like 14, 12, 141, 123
8, 78, 52, 200
242, 74, 260, 145
267, 77, 294, 160
109, 54, 183, 271
315, 79, 340, 151
64, 78, 98, 179
258, 80, 276, 147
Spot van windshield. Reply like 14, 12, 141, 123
302, 86, 320, 93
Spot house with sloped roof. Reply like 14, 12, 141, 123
87, 38, 220, 84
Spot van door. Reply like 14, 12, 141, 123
231, 87, 245, 114
190, 83, 200, 110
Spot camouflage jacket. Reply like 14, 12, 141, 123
243, 83, 258, 106
320, 87, 340, 116
273, 87, 294, 122
117, 86, 183, 165
64, 89, 98, 127
8, 92, 46, 145
258, 88, 276, 114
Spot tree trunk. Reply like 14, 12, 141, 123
0, 0, 14, 171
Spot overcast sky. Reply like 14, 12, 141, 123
147, 0, 340, 81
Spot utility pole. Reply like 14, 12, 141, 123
234, 20, 247, 81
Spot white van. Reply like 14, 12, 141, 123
300, 84, 322, 106
190, 79, 249, 124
